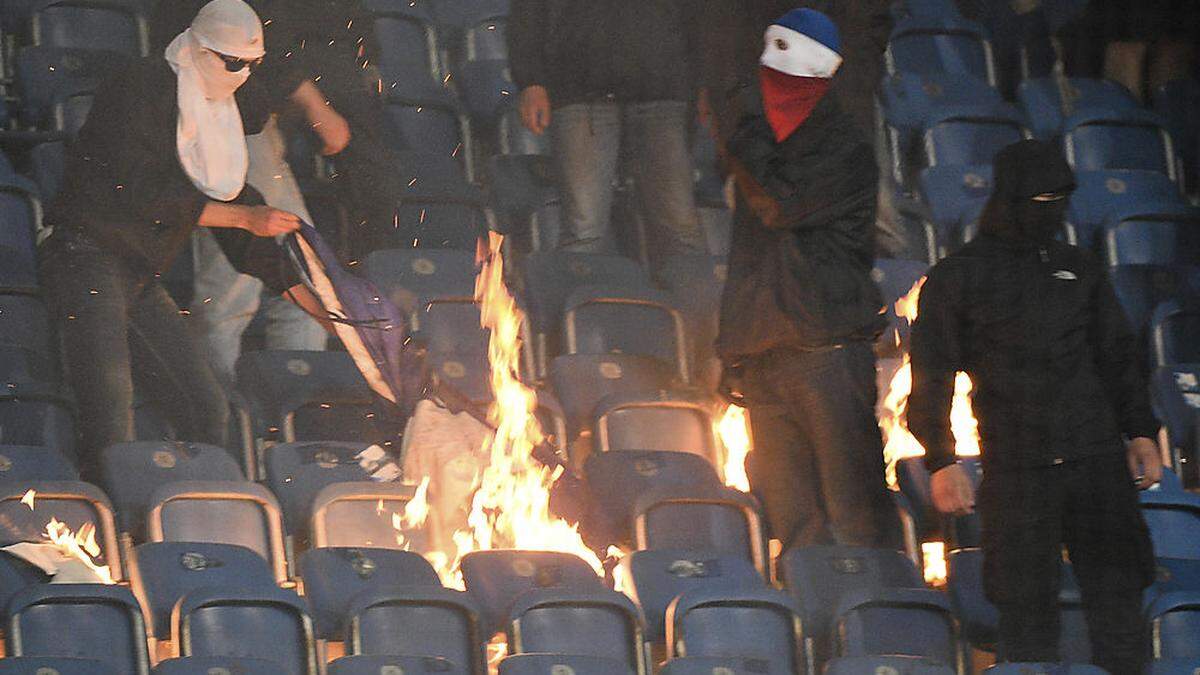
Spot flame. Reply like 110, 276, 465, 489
43, 517, 114, 584
878, 278, 979, 487
717, 404, 752, 492
391, 476, 432, 550
921, 541, 947, 587
20, 489, 35, 510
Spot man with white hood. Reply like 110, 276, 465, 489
39, 0, 324, 479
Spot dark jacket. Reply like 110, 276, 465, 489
907, 234, 1160, 474
45, 58, 295, 292
508, 0, 699, 105
716, 88, 885, 359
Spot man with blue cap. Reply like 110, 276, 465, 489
717, 9, 899, 552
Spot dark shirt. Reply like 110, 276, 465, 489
45, 58, 296, 292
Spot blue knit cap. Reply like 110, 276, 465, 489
761, 8, 843, 78
774, 8, 841, 55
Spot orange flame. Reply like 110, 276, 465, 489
42, 517, 114, 584
717, 404, 752, 492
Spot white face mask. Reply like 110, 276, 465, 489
192, 47, 252, 100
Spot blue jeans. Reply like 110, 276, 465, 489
550, 101, 705, 274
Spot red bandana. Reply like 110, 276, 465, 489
759, 67, 831, 143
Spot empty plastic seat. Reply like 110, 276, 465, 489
261, 441, 380, 536
29, 140, 65, 200
153, 657, 289, 674
457, 58, 512, 122
385, 96, 468, 162
1152, 300, 1200, 366
564, 285, 690, 380
0, 344, 58, 388
363, 248, 478, 314
1064, 109, 1178, 179
345, 585, 487, 674
506, 587, 647, 672
0, 480, 121, 578
917, 163, 992, 251
584, 450, 723, 539
1140, 489, 1200, 559
634, 486, 768, 574
374, 197, 486, 251
5, 583, 149, 671
145, 480, 288, 583
1102, 206, 1200, 268
0, 657, 116, 674
1153, 365, 1200, 483
0, 394, 75, 452
885, 17, 995, 85
835, 587, 956, 665
1066, 170, 1185, 248
129, 541, 277, 640
1150, 658, 1200, 675
461, 550, 606, 637
1147, 592, 1200, 659
0, 444, 77, 483
666, 586, 804, 673
591, 390, 719, 461
0, 176, 41, 292
310, 481, 420, 550
548, 354, 679, 438
363, 0, 442, 95
1152, 78, 1199, 190
30, 0, 144, 54
660, 656, 789, 674
618, 549, 765, 642
330, 655, 466, 674
984, 665, 1107, 674
923, 105, 1026, 168
100, 441, 243, 534
15, 46, 132, 127
826, 655, 955, 675
173, 586, 318, 674
1109, 265, 1200, 339
1018, 77, 1140, 139
298, 547, 440, 639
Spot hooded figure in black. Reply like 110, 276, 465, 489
908, 139, 1160, 674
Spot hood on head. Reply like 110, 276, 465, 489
979, 139, 1076, 244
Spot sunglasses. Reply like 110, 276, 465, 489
1031, 191, 1070, 202
208, 48, 263, 72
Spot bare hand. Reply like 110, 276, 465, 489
243, 205, 301, 237
1126, 436, 1163, 489
519, 85, 551, 135
312, 107, 352, 155
930, 463, 975, 517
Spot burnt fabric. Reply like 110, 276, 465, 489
980, 455, 1153, 674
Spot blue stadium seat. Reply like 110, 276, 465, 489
461, 549, 606, 638
779, 546, 926, 666
0, 445, 75, 483
0, 480, 121, 578
584, 450, 723, 539
129, 541, 277, 640
362, 248, 477, 315
427, 351, 492, 404
413, 297, 487, 356
261, 441, 379, 536
1017, 77, 1140, 139
985, 665, 1107, 674
825, 655, 956, 675
0, 657, 115, 673
922, 105, 1026, 168
499, 654, 631, 674
506, 587, 647, 671
0, 547, 51, 615
5, 583, 149, 671
660, 656, 790, 674
1150, 658, 1200, 675
330, 655, 466, 674
456, 58, 512, 123
173, 586, 318, 674
0, 294, 51, 354
885, 17, 995, 85
30, 0, 145, 54
0, 175, 41, 292
1140, 489, 1200, 559
521, 251, 650, 346
1151, 78, 1199, 191
384, 96, 469, 167
48, 83, 93, 135
1065, 170, 1186, 249
152, 656, 289, 674
28, 140, 64, 200
386, 198, 487, 251
1152, 300, 1200, 366
1102, 205, 1200, 268
1064, 108, 1178, 179
487, 153, 559, 246
891, 0, 961, 20
666, 586, 804, 673
362, 0, 442, 96
917, 163, 992, 254
1149, 367, 1200, 501
309, 481, 420, 550
634, 485, 768, 575
619, 549, 765, 642
590, 390, 719, 460
563, 285, 690, 381
431, 0, 507, 33
1109, 265, 1200, 340
345, 585, 486, 674
145, 480, 288, 583
0, 344, 57, 388
298, 547, 440, 639
100, 441, 243, 534
834, 587, 956, 665
548, 354, 679, 438
1147, 592, 1200, 659
14, 46, 131, 127
878, 71, 1004, 164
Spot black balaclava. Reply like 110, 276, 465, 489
981, 139, 1076, 245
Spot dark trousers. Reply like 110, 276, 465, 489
39, 231, 229, 478
740, 342, 901, 550
979, 454, 1156, 675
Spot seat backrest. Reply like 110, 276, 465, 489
521, 252, 651, 334
1152, 365, 1200, 462
499, 654, 632, 675
1140, 494, 1200, 560
1148, 592, 1200, 660
0, 480, 121, 579
585, 450, 723, 535
1152, 300, 1200, 366
1017, 77, 1140, 139
508, 587, 646, 672
330, 655, 467, 674
0, 657, 116, 674
414, 298, 487, 355
298, 547, 441, 639
7, 583, 149, 673
548, 354, 679, 436
461, 549, 606, 638
262, 441, 377, 535
175, 586, 317, 675
925, 115, 1025, 167
1105, 212, 1200, 268
666, 586, 803, 672
1066, 170, 1186, 248
152, 656, 289, 674
1065, 114, 1174, 176
886, 18, 994, 84
564, 285, 688, 379
31, 0, 143, 54
346, 586, 486, 674
835, 587, 956, 665
100, 441, 243, 534
1109, 264, 1200, 336
362, 0, 440, 88
635, 487, 767, 574
15, 46, 130, 120
146, 480, 287, 583
593, 391, 718, 460
0, 395, 76, 453
385, 101, 464, 160
129, 541, 277, 639
0, 294, 51, 353
310, 481, 419, 550
0, 444, 78, 482
825, 655, 956, 675
363, 248, 478, 315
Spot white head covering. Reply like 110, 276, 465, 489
164, 0, 265, 201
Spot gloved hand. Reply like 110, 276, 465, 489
718, 361, 748, 407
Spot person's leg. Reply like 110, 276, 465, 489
190, 228, 263, 387
1062, 454, 1155, 675
549, 103, 621, 254
623, 100, 706, 277
978, 464, 1065, 663
782, 343, 901, 548
39, 234, 137, 478
746, 401, 830, 549
128, 281, 230, 449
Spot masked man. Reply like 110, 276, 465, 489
908, 139, 1160, 675
717, 8, 899, 551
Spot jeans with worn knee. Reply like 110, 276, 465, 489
550, 100, 705, 276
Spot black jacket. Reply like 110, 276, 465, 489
45, 59, 295, 292
508, 0, 698, 105
907, 234, 1160, 474
715, 88, 885, 358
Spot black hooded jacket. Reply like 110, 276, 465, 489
907, 141, 1159, 474
716, 86, 885, 359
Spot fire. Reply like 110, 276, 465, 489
717, 404, 752, 492
921, 541, 947, 587
391, 476, 432, 550
42, 517, 114, 584
20, 489, 35, 510
879, 278, 979, 487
